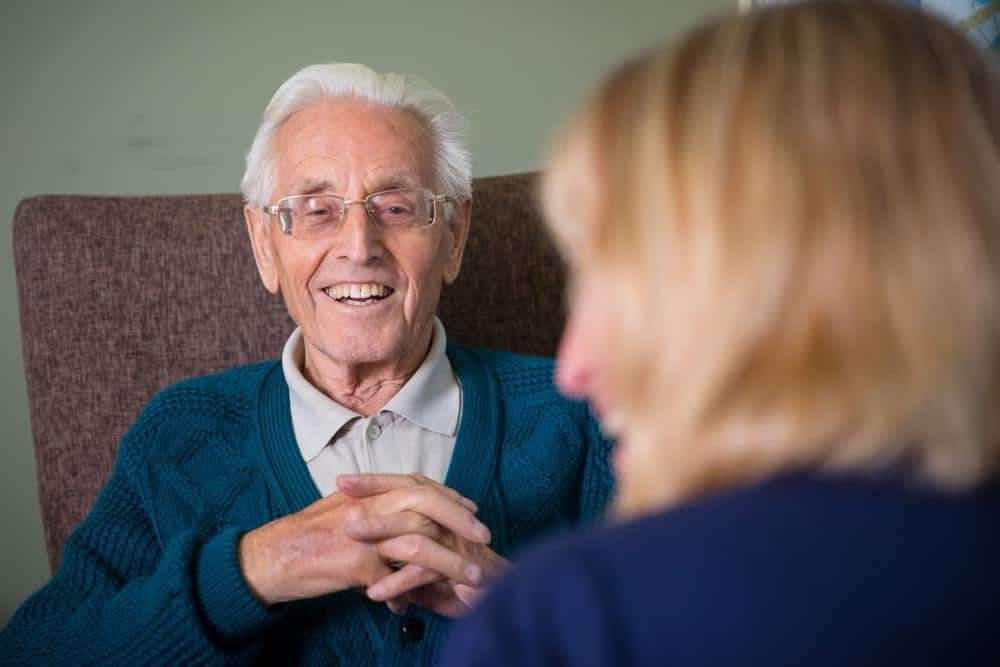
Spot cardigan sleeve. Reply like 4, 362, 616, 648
0, 432, 280, 665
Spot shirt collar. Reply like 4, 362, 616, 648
384, 317, 461, 437
282, 317, 461, 463
282, 329, 359, 463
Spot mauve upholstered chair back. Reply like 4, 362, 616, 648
13, 172, 565, 572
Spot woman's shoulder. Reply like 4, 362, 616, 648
445, 473, 1000, 666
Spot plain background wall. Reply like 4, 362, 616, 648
0, 0, 734, 625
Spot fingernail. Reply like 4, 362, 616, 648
337, 474, 359, 486
474, 522, 491, 543
367, 583, 386, 600
465, 562, 483, 585
461, 497, 479, 512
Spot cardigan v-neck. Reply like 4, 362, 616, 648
255, 342, 501, 516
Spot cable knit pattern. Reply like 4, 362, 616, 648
1, 345, 614, 666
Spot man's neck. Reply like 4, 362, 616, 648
301, 332, 433, 417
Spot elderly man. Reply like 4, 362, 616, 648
0, 63, 613, 664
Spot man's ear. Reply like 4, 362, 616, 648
442, 197, 472, 285
245, 205, 281, 294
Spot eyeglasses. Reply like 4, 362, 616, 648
263, 188, 455, 238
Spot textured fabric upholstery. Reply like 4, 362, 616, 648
13, 171, 565, 571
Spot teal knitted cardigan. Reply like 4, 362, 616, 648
1, 344, 614, 666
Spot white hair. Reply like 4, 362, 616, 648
241, 62, 472, 207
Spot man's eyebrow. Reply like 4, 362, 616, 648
286, 173, 425, 197
373, 173, 423, 191
288, 178, 337, 196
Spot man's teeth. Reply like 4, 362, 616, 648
325, 283, 391, 300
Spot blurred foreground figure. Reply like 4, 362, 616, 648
444, 1, 1000, 664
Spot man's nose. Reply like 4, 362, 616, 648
334, 202, 384, 262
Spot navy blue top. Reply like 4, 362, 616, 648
443, 473, 1000, 666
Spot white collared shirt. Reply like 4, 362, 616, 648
281, 318, 462, 497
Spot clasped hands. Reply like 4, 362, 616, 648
239, 473, 507, 618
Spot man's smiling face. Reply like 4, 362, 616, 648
246, 98, 470, 381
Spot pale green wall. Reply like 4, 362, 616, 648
0, 0, 733, 625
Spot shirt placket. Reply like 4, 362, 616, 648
362, 414, 385, 472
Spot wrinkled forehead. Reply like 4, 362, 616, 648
272, 98, 436, 193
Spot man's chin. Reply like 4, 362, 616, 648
301, 312, 434, 374
320, 343, 395, 365
303, 332, 406, 370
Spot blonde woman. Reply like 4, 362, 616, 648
443, 1, 1000, 664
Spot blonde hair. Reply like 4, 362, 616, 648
543, 0, 1000, 516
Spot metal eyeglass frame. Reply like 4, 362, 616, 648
262, 188, 455, 235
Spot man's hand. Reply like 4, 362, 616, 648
338, 473, 510, 617
237, 474, 490, 607
362, 547, 508, 618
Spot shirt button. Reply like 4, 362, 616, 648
366, 423, 382, 440
401, 617, 425, 643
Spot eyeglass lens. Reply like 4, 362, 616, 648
281, 190, 434, 237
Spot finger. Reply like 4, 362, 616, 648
337, 473, 478, 512
407, 581, 471, 619
344, 557, 398, 597
385, 595, 409, 615
405, 473, 480, 512
373, 486, 491, 544
367, 563, 442, 602
452, 583, 483, 609
377, 534, 484, 587
363, 553, 399, 590
300, 490, 351, 515
338, 473, 479, 513
471, 544, 510, 577
344, 511, 442, 543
